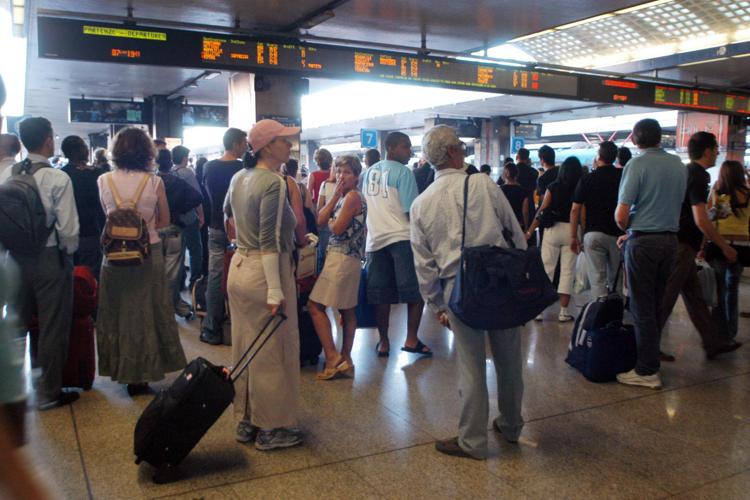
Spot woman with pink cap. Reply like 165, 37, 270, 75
224, 119, 306, 451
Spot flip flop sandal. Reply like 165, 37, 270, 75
401, 340, 433, 357
375, 341, 390, 357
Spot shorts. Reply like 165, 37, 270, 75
365, 240, 421, 304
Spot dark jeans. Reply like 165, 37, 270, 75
13, 248, 73, 403
658, 242, 724, 351
181, 221, 203, 289
202, 228, 228, 336
74, 235, 102, 282
624, 233, 677, 376
708, 254, 742, 342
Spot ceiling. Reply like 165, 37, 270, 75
19, 0, 749, 146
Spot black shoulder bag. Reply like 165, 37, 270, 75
448, 175, 558, 330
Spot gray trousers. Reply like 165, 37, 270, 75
624, 233, 677, 376
444, 280, 524, 459
583, 232, 623, 298
202, 228, 228, 336
159, 225, 189, 316
14, 247, 73, 404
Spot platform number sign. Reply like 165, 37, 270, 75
512, 137, 525, 154
361, 129, 378, 149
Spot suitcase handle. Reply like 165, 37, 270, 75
228, 313, 287, 382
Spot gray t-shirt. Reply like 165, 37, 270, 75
224, 168, 296, 254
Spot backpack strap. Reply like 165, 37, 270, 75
11, 159, 50, 176
131, 173, 151, 206
106, 173, 150, 209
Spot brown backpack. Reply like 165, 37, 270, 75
101, 173, 151, 266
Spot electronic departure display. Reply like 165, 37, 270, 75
38, 17, 750, 116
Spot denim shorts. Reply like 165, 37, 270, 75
365, 240, 421, 304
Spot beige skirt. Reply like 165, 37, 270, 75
309, 251, 362, 310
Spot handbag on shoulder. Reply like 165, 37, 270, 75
448, 175, 558, 330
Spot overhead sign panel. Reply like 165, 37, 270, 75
39, 17, 750, 116
69, 98, 146, 124
360, 129, 378, 149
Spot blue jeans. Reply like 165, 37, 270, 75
709, 255, 742, 342
624, 233, 678, 376
181, 220, 203, 288
202, 228, 228, 336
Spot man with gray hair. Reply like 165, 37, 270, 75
410, 125, 527, 459
0, 134, 21, 175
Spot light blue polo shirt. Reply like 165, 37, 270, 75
618, 147, 687, 233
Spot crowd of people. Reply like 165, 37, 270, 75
0, 114, 746, 458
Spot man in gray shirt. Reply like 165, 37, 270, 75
171, 145, 204, 291
411, 125, 526, 460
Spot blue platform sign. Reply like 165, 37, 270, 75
511, 137, 525, 154
361, 129, 378, 149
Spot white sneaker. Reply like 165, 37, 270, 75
535, 314, 543, 321
616, 369, 662, 389
558, 312, 574, 322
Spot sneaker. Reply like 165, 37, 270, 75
616, 369, 662, 389
38, 390, 80, 411
434, 437, 483, 460
236, 421, 259, 443
558, 312, 574, 322
255, 428, 303, 451
200, 331, 222, 345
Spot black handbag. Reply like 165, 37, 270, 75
448, 176, 558, 330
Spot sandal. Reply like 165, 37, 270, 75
401, 340, 433, 357
375, 341, 390, 357
317, 356, 346, 381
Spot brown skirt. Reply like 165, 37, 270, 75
309, 251, 362, 310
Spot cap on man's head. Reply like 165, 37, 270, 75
249, 119, 300, 152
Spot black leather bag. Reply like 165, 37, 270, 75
449, 176, 558, 330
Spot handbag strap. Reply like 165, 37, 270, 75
229, 313, 287, 382
460, 174, 516, 250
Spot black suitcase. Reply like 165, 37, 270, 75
298, 292, 322, 366
133, 314, 286, 483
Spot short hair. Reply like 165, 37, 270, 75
335, 154, 362, 178
365, 148, 380, 166
632, 119, 662, 148
18, 117, 53, 152
171, 145, 190, 165
314, 148, 333, 170
504, 156, 514, 165
284, 158, 299, 177
617, 146, 632, 166
538, 145, 555, 166
687, 131, 718, 161
61, 135, 89, 163
384, 131, 410, 151
0, 133, 21, 158
503, 162, 518, 180
516, 148, 530, 161
223, 127, 247, 151
480, 164, 492, 174
111, 127, 156, 171
422, 125, 460, 168
154, 138, 167, 146
156, 149, 173, 173
94, 147, 108, 163
598, 141, 618, 165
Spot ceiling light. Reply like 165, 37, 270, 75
614, 0, 673, 15
555, 13, 615, 31
678, 56, 729, 67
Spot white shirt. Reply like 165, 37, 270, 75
410, 168, 526, 313
0, 157, 15, 176
0, 153, 80, 253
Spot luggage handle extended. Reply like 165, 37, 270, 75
228, 313, 287, 382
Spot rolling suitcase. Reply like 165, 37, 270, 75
298, 292, 322, 366
133, 314, 286, 483
566, 322, 637, 382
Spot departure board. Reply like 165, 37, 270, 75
37, 17, 750, 116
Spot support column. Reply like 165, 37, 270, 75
675, 111, 747, 162
228, 73, 256, 132
254, 75, 306, 161
727, 115, 747, 163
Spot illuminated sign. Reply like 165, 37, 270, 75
69, 98, 146, 124
38, 17, 750, 115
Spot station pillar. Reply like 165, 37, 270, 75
146, 95, 183, 141
474, 117, 511, 173
675, 111, 747, 162
227, 73, 256, 133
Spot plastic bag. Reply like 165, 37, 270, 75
573, 252, 590, 294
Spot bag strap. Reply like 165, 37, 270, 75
229, 313, 287, 382
608, 260, 624, 295
106, 173, 150, 209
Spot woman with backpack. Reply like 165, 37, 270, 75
96, 127, 186, 396
706, 160, 750, 345
525, 156, 583, 322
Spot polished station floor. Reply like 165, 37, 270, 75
21, 282, 750, 500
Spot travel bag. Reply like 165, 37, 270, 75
298, 291, 322, 365
133, 314, 286, 483
577, 262, 624, 331
565, 322, 637, 382
355, 265, 377, 328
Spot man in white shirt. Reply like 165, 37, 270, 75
0, 117, 80, 410
362, 132, 430, 357
0, 134, 20, 175
411, 125, 526, 459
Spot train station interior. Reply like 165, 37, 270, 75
1, 0, 750, 498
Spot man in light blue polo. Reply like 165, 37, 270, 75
614, 118, 687, 389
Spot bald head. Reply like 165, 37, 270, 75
0, 134, 21, 160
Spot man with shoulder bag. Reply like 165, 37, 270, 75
411, 125, 547, 460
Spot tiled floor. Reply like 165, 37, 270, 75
19, 285, 750, 499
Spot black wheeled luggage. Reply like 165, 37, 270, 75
133, 314, 286, 483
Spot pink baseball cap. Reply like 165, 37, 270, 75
249, 119, 300, 152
